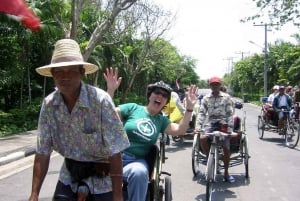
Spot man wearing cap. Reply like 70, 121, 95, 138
272, 85, 292, 130
29, 39, 130, 201
195, 76, 235, 183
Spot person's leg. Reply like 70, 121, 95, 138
278, 111, 284, 129
200, 125, 213, 156
223, 148, 230, 177
222, 139, 235, 183
200, 136, 210, 156
53, 180, 77, 201
123, 157, 149, 201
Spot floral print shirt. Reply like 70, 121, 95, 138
36, 82, 130, 194
196, 91, 233, 130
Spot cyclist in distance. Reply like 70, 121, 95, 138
194, 76, 235, 183
272, 85, 292, 130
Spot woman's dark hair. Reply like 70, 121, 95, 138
147, 81, 172, 103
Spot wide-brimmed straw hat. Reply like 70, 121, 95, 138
36, 39, 99, 77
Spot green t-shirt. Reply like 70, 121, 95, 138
119, 103, 170, 158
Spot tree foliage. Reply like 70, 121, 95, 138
0, 0, 199, 135
243, 0, 300, 27
228, 37, 300, 98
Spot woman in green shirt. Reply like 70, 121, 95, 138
104, 68, 198, 201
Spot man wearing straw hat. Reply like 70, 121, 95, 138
28, 39, 130, 201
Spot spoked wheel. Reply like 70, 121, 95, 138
206, 179, 213, 201
241, 136, 250, 178
192, 134, 200, 176
163, 176, 172, 201
257, 115, 265, 139
285, 122, 300, 148
206, 153, 215, 201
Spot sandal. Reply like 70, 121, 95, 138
223, 175, 235, 183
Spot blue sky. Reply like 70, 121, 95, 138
154, 0, 299, 80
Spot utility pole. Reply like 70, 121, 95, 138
253, 22, 278, 97
223, 57, 235, 74
235, 51, 249, 101
235, 51, 249, 60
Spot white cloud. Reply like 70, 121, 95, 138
154, 0, 299, 80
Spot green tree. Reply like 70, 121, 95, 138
243, 0, 300, 27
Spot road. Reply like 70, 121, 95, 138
0, 102, 300, 201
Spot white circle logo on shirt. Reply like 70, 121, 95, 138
136, 118, 156, 137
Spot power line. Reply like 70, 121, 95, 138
223, 57, 235, 74
235, 51, 249, 60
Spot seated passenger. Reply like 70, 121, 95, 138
163, 91, 185, 123
264, 85, 279, 124
272, 85, 292, 129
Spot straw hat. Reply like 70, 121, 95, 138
36, 39, 99, 77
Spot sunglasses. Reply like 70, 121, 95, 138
153, 89, 169, 98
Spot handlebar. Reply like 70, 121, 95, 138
281, 109, 290, 113
205, 131, 230, 137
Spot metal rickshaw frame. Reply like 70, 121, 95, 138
191, 102, 250, 201
257, 97, 300, 149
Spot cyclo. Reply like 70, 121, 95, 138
123, 132, 172, 201
191, 102, 249, 201
257, 97, 300, 148
53, 132, 172, 201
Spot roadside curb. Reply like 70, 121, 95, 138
0, 146, 36, 166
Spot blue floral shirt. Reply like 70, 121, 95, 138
196, 91, 234, 130
36, 82, 130, 194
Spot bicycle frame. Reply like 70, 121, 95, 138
205, 131, 229, 201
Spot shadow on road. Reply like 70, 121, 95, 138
192, 173, 251, 201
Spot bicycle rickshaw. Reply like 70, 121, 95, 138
54, 132, 172, 201
257, 97, 300, 148
191, 102, 249, 201
123, 132, 172, 201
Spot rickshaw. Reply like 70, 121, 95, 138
54, 132, 172, 201
123, 132, 172, 201
191, 101, 249, 201
257, 97, 300, 148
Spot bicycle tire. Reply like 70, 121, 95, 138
192, 134, 200, 176
242, 136, 250, 178
257, 115, 265, 139
285, 121, 300, 148
206, 147, 215, 201
206, 179, 213, 201
164, 176, 172, 201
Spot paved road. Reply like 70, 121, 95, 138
163, 103, 300, 201
0, 102, 300, 201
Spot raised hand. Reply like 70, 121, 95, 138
103, 67, 122, 98
185, 85, 198, 110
